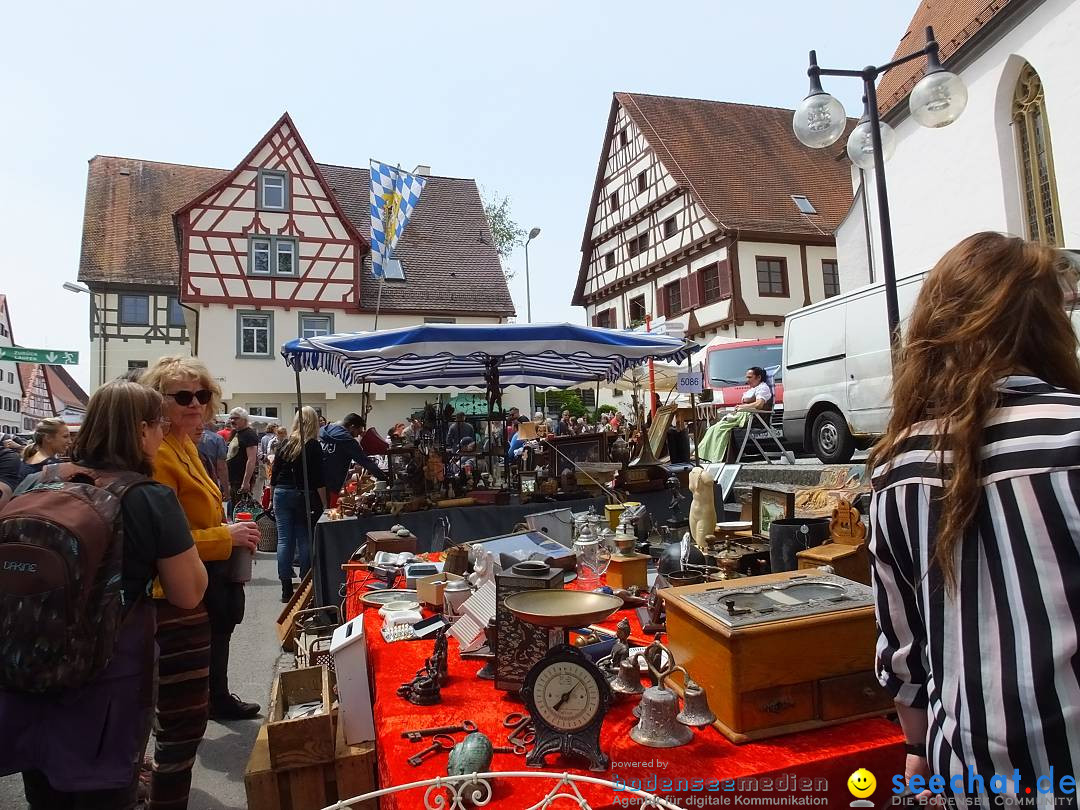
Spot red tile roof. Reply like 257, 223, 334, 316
78, 146, 514, 316
45, 365, 88, 411
615, 92, 855, 237
877, 0, 1016, 116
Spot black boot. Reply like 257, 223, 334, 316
208, 632, 261, 721
281, 578, 294, 604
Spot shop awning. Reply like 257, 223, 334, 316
280, 322, 696, 389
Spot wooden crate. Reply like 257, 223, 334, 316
245, 716, 378, 810
267, 666, 335, 770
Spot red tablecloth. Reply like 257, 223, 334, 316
345, 570, 904, 809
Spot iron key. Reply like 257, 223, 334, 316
401, 719, 477, 742
492, 743, 526, 755
407, 734, 456, 766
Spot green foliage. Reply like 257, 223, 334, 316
541, 390, 586, 419
595, 404, 618, 421
481, 191, 525, 280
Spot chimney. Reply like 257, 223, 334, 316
412, 164, 431, 176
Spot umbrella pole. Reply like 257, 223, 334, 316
294, 365, 316, 585
687, 352, 699, 465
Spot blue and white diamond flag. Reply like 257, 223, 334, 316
369, 160, 427, 278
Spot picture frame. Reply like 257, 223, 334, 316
544, 433, 609, 477
519, 470, 537, 502
751, 484, 797, 539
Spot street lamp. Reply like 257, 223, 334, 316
523, 227, 541, 414
793, 25, 967, 355
63, 282, 90, 295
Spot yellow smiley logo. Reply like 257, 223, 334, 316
847, 768, 877, 798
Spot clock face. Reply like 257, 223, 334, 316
531, 660, 602, 732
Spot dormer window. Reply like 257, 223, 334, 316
258, 169, 288, 211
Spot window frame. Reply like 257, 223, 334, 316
236, 310, 274, 359
619, 129, 628, 149
755, 256, 789, 298
247, 405, 280, 419
701, 263, 724, 304
662, 216, 677, 240
664, 281, 683, 315
791, 195, 818, 215
822, 259, 840, 298
127, 360, 149, 372
257, 169, 289, 212
627, 231, 650, 259
248, 236, 299, 277
629, 295, 647, 324
167, 297, 186, 327
1012, 63, 1062, 246
609, 190, 619, 212
298, 312, 334, 340
637, 171, 647, 194
118, 294, 150, 326
605, 251, 616, 270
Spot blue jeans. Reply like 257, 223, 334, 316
273, 487, 312, 583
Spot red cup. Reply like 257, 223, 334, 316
235, 511, 253, 522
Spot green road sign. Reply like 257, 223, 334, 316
0, 346, 80, 365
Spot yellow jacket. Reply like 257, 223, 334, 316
153, 432, 232, 562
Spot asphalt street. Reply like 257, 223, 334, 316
0, 550, 288, 810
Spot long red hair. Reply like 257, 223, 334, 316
868, 232, 1080, 589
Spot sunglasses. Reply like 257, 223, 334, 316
166, 389, 212, 407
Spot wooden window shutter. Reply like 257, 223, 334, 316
686, 272, 703, 310
718, 259, 732, 298
678, 277, 692, 313
655, 287, 667, 318
607, 307, 617, 328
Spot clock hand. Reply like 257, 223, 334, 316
553, 684, 578, 711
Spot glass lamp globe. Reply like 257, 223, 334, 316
792, 92, 847, 149
910, 70, 967, 128
846, 119, 897, 170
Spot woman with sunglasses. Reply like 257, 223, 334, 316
140, 357, 260, 810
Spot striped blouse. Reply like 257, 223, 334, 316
870, 376, 1080, 794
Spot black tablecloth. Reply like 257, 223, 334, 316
312, 496, 607, 607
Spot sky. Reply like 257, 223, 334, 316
0, 1, 915, 390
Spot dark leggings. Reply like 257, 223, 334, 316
148, 602, 210, 810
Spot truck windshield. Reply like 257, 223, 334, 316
707, 344, 783, 386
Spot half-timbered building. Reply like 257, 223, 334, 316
0, 296, 23, 436
574, 93, 854, 342
78, 113, 518, 430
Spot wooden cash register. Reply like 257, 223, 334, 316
661, 569, 892, 743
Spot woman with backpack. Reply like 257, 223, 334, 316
140, 357, 261, 810
0, 380, 207, 810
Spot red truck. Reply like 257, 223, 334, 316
699, 337, 785, 433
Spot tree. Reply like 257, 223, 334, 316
482, 191, 525, 280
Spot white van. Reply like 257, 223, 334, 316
781, 272, 927, 463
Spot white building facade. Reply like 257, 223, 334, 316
78, 114, 522, 432
574, 93, 853, 348
0, 296, 23, 436
836, 0, 1079, 290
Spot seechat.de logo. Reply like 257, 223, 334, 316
3, 560, 38, 574
848, 768, 877, 807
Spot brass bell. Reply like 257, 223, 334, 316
676, 674, 716, 728
630, 685, 693, 748
610, 657, 644, 696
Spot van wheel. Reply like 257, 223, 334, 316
811, 410, 855, 464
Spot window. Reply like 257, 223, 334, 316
605, 252, 616, 270
581, 388, 596, 408
258, 170, 288, 211
637, 171, 647, 194
619, 129, 628, 149
629, 295, 646, 324
167, 297, 185, 327
127, 360, 148, 371
6, 372, 12, 384
0, 324, 6, 337
662, 217, 677, 240
1013, 64, 1061, 245
249, 237, 298, 276
238, 311, 273, 358
119, 294, 149, 325
300, 314, 333, 339
276, 239, 296, 275
664, 282, 683, 315
424, 317, 457, 324
2, 398, 9, 412
791, 195, 818, 215
702, 263, 727, 303
593, 308, 615, 329
822, 260, 840, 298
756, 257, 789, 297
609, 191, 619, 212
248, 405, 280, 419
627, 232, 650, 259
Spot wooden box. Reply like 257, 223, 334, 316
267, 666, 335, 770
364, 530, 417, 561
245, 714, 378, 810
606, 552, 650, 590
494, 564, 563, 691
750, 484, 796, 539
276, 573, 313, 653
661, 570, 892, 743
797, 542, 871, 585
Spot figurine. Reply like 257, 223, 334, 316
429, 627, 449, 686
688, 467, 717, 554
643, 585, 666, 635
605, 618, 632, 676
468, 546, 496, 589
642, 633, 666, 686
397, 664, 441, 705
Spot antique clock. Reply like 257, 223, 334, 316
522, 644, 612, 771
